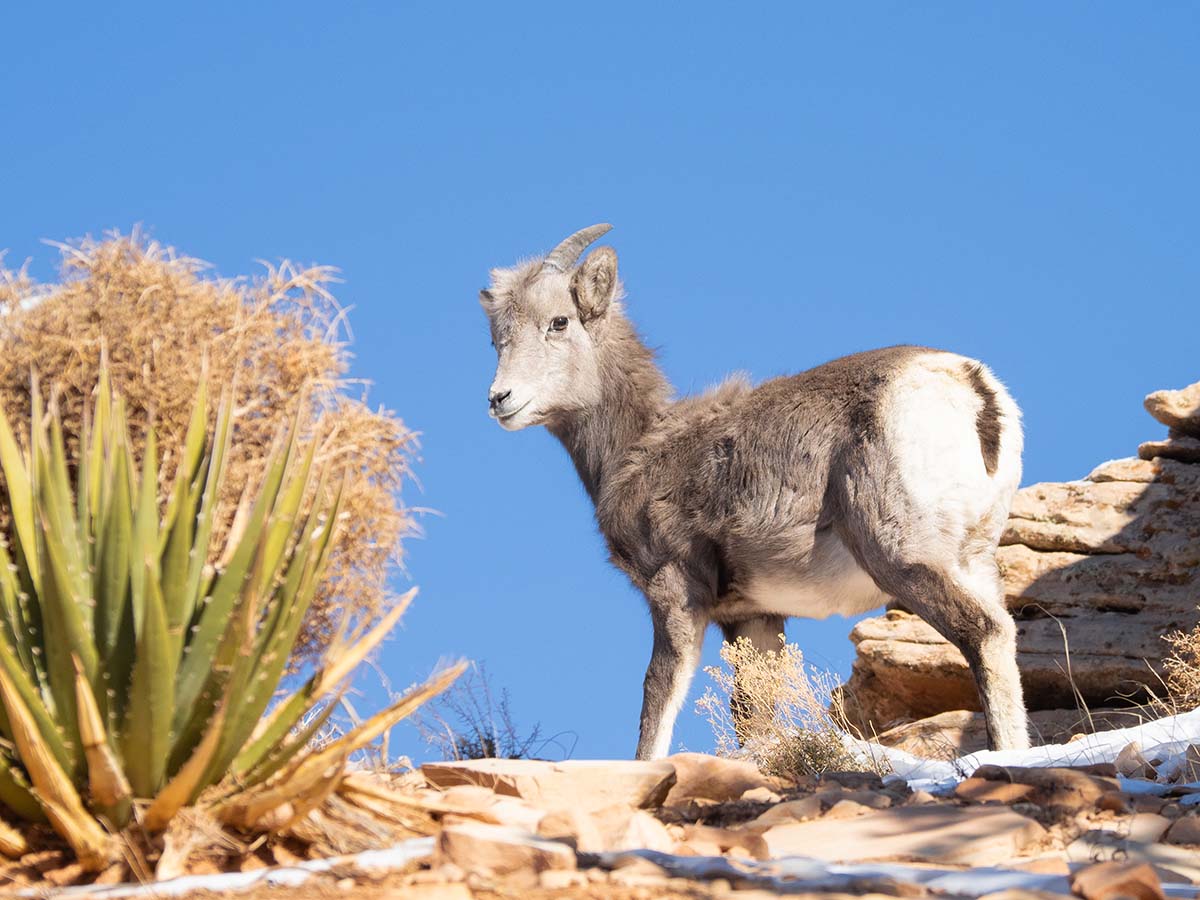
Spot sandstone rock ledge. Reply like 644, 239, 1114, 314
406, 754, 1200, 896
845, 380, 1200, 736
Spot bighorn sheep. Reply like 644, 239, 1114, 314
480, 224, 1029, 759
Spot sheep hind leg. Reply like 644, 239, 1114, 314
877, 557, 1028, 751
720, 615, 786, 747
839, 494, 1029, 752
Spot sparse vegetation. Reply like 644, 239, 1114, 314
0, 232, 417, 662
697, 637, 881, 780
1163, 617, 1200, 710
0, 367, 460, 869
417, 664, 569, 761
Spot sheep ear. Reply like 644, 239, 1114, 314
571, 247, 617, 321
479, 288, 496, 311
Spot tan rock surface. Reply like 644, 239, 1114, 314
663, 753, 784, 806
1070, 861, 1165, 900
844, 381, 1200, 732
1140, 436, 1200, 464
1164, 815, 1200, 846
966, 765, 1116, 814
421, 759, 676, 813
759, 804, 1046, 866
588, 804, 675, 854
1145, 382, 1200, 438
435, 821, 575, 888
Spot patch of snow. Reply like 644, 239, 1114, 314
847, 706, 1200, 794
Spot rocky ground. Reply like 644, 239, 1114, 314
7, 746, 1200, 898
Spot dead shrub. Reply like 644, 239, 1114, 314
1163, 617, 1200, 710
416, 664, 567, 761
697, 636, 884, 780
0, 230, 417, 660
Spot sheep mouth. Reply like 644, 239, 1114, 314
493, 400, 532, 423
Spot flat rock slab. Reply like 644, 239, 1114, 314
1141, 436, 1200, 464
761, 804, 1046, 867
421, 758, 676, 812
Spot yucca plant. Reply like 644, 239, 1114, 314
0, 367, 461, 870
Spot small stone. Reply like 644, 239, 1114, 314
677, 824, 769, 860
1097, 792, 1133, 814
41, 864, 85, 887
823, 799, 873, 819
744, 795, 822, 829
663, 753, 784, 805
1164, 815, 1200, 846
1128, 813, 1172, 843
1117, 742, 1156, 780
955, 776, 1036, 805
739, 785, 781, 803
93, 863, 129, 885
1070, 861, 1164, 900
905, 789, 937, 805
537, 807, 602, 851
589, 804, 675, 853
436, 821, 575, 889
814, 787, 892, 809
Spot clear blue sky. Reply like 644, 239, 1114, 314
2, 4, 1197, 760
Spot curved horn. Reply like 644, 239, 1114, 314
542, 223, 612, 273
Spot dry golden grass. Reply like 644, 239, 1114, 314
1163, 617, 1200, 710
697, 637, 883, 780
0, 230, 417, 660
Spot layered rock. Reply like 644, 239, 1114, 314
845, 381, 1200, 733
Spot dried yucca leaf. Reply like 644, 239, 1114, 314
0, 812, 27, 859
72, 655, 132, 827
216, 662, 466, 831
0, 663, 113, 869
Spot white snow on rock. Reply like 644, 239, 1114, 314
847, 706, 1200, 793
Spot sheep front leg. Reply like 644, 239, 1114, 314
635, 591, 706, 760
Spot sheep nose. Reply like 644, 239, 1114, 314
489, 389, 511, 411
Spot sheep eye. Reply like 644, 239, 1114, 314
549, 316, 569, 332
